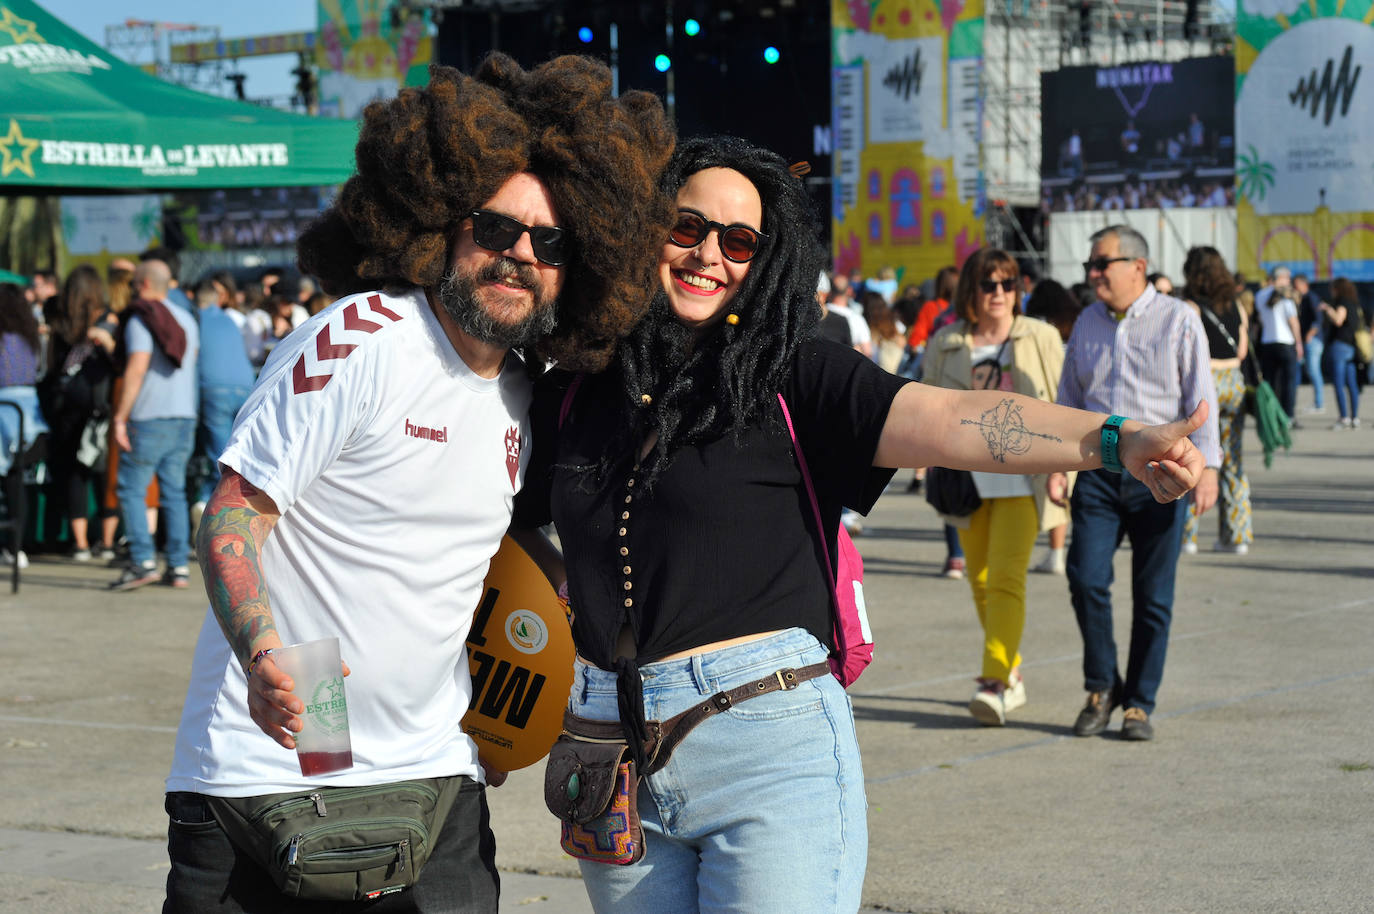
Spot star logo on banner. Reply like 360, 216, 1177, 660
0, 7, 44, 45
0, 120, 40, 179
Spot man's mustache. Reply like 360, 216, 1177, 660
477, 258, 539, 292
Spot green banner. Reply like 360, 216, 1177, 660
0, 0, 359, 191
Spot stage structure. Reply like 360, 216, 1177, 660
831, 0, 1231, 285
981, 0, 1232, 278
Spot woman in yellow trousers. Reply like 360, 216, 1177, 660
923, 248, 1072, 725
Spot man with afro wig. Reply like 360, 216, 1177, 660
163, 54, 674, 913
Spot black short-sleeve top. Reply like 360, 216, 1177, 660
513, 339, 910, 670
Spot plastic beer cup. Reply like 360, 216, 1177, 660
273, 637, 353, 776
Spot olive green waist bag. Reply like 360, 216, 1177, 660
206, 776, 464, 902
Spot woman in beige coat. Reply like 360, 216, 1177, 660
923, 248, 1072, 725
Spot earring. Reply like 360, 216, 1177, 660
725, 313, 740, 326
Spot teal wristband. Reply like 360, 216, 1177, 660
1100, 415, 1126, 474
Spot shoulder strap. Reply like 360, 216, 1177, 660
1196, 302, 1259, 375
557, 374, 584, 429
775, 393, 839, 606
1196, 302, 1237, 351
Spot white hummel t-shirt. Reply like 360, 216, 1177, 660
167, 287, 533, 796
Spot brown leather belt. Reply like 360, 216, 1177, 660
562, 661, 832, 777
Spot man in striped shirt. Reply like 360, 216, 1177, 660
1051, 225, 1221, 742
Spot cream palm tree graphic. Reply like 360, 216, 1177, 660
1237, 145, 1277, 203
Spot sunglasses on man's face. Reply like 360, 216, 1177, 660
467, 210, 567, 266
979, 278, 1016, 294
1083, 256, 1133, 274
668, 210, 768, 263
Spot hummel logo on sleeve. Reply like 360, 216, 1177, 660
293, 294, 404, 394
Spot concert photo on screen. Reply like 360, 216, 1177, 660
1041, 56, 1235, 213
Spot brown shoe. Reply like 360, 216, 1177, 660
1121, 707, 1154, 741
1072, 688, 1118, 737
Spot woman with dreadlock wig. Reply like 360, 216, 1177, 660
515, 136, 1211, 912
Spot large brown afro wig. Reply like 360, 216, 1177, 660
297, 53, 676, 371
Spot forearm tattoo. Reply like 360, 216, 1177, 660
197, 475, 277, 666
961, 398, 1063, 463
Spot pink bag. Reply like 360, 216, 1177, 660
776, 394, 875, 687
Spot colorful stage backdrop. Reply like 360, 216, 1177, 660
1236, 0, 1374, 280
316, 0, 433, 120
831, 0, 985, 284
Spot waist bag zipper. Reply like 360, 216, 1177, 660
286, 833, 410, 870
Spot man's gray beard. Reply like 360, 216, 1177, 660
435, 263, 558, 350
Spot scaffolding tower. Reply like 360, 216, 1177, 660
103, 20, 227, 96
981, 0, 1233, 258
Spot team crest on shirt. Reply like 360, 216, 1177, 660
504, 426, 523, 489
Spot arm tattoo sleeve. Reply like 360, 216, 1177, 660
197, 474, 278, 668
961, 397, 1063, 463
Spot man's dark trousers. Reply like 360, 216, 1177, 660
1066, 468, 1188, 714
163, 779, 499, 913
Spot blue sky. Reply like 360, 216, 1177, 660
41, 0, 317, 102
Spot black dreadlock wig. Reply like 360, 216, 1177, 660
614, 135, 825, 489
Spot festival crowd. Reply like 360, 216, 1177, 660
0, 51, 1365, 914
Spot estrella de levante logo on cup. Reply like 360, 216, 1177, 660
306, 677, 349, 735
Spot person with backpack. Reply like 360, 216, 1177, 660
512, 136, 1212, 913
41, 264, 116, 561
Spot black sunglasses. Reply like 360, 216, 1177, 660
979, 278, 1016, 294
468, 210, 567, 266
668, 210, 768, 263
1083, 256, 1134, 274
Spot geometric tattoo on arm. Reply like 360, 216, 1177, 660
960, 397, 1063, 463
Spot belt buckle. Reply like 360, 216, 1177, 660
775, 668, 798, 691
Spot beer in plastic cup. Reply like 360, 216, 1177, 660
273, 637, 353, 776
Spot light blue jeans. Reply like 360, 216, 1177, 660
1303, 336, 1325, 409
117, 417, 194, 568
195, 384, 251, 503
571, 628, 868, 914
1329, 340, 1360, 420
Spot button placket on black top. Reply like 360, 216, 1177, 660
620, 472, 636, 611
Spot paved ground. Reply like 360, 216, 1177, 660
1, 389, 1370, 913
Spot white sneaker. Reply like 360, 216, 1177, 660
1182, 540, 1198, 555
1, 548, 29, 569
1031, 552, 1066, 575
1003, 671, 1027, 713
1354, 417, 1363, 429
71, 548, 92, 562
968, 680, 1007, 726
1213, 541, 1249, 555
1333, 418, 1353, 430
